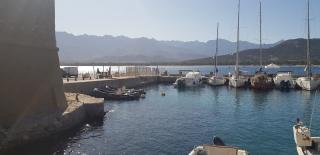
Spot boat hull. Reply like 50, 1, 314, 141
274, 79, 295, 89
251, 73, 274, 89
229, 76, 247, 88
296, 77, 320, 91
189, 145, 249, 155
208, 76, 225, 86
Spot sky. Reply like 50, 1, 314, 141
55, 0, 320, 44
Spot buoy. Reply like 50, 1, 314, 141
140, 94, 146, 98
161, 92, 166, 96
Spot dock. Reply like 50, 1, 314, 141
63, 76, 177, 95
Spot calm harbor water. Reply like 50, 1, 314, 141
9, 84, 320, 155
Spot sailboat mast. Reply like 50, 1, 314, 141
214, 23, 219, 75
259, 1, 262, 68
307, 0, 311, 78
236, 0, 240, 77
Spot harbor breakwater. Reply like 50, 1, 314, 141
0, 93, 105, 152
63, 76, 177, 95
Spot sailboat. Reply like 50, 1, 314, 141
293, 1, 320, 154
229, 0, 247, 88
293, 93, 320, 155
208, 23, 225, 86
296, 0, 320, 91
251, 0, 274, 90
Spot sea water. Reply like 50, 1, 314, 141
11, 84, 320, 155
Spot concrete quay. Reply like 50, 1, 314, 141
63, 76, 177, 95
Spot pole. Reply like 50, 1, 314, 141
236, 0, 240, 78
259, 0, 262, 68
307, 0, 311, 79
215, 23, 219, 76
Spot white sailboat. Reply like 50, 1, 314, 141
208, 23, 225, 86
229, 0, 247, 88
293, 94, 320, 154
296, 0, 320, 91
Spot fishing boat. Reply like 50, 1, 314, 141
229, 0, 247, 88
273, 71, 296, 89
208, 23, 225, 86
296, 0, 320, 91
189, 137, 249, 155
92, 86, 145, 100
251, 1, 274, 90
173, 71, 203, 88
264, 63, 280, 69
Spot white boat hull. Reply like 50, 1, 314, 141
189, 145, 249, 155
274, 78, 296, 89
208, 76, 225, 86
296, 77, 320, 91
229, 75, 247, 88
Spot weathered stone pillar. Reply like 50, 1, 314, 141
0, 0, 67, 127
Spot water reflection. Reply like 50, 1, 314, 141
251, 90, 272, 111
300, 91, 317, 125
1, 120, 104, 155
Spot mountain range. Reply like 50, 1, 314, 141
182, 38, 320, 65
56, 32, 279, 64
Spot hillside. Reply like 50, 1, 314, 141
182, 39, 320, 65
56, 32, 278, 64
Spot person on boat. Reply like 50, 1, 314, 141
295, 118, 303, 128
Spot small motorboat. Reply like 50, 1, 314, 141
92, 88, 142, 100
189, 136, 249, 155
173, 72, 203, 88
264, 63, 280, 69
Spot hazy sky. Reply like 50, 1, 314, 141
55, 0, 320, 43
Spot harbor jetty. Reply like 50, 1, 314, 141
63, 76, 177, 95
0, 0, 105, 151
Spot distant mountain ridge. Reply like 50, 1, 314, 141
56, 32, 279, 64
182, 38, 320, 65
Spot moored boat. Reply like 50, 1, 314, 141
251, 72, 274, 90
296, 77, 320, 91
92, 86, 145, 100
250, 1, 274, 90
264, 63, 280, 69
296, 0, 320, 91
273, 71, 296, 89
92, 88, 141, 100
189, 136, 249, 155
208, 23, 225, 86
229, 0, 247, 88
173, 71, 203, 88
293, 119, 320, 155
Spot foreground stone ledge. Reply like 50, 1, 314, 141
0, 93, 105, 150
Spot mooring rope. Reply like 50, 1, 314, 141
309, 89, 318, 133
